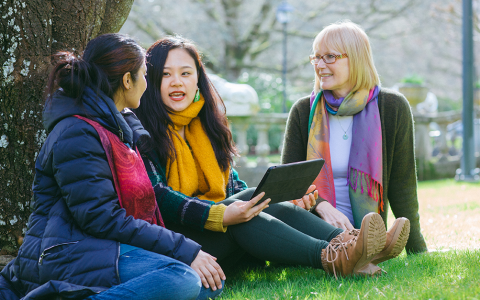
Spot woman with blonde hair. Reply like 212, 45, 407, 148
282, 21, 428, 260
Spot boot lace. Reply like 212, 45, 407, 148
325, 229, 359, 279
346, 229, 360, 238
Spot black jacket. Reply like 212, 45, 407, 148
0, 87, 201, 300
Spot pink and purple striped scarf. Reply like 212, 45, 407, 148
307, 86, 383, 228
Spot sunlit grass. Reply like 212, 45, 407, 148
218, 179, 480, 299
220, 250, 480, 299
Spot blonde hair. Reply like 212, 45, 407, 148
312, 20, 380, 94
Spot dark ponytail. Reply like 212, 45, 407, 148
46, 52, 91, 104
46, 33, 145, 104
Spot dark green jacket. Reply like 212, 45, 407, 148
142, 150, 248, 231
281, 88, 427, 254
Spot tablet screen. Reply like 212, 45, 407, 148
251, 158, 325, 205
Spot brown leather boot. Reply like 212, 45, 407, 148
371, 217, 410, 265
321, 212, 386, 279
332, 229, 386, 277
355, 263, 386, 277
335, 228, 360, 243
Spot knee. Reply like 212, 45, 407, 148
173, 263, 202, 298
265, 201, 299, 217
196, 280, 225, 300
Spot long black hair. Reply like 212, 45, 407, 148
134, 36, 236, 171
46, 33, 146, 104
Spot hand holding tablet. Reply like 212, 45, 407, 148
251, 158, 325, 205
291, 185, 318, 210
223, 192, 271, 226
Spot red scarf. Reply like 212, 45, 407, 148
75, 115, 164, 227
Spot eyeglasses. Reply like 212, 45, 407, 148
309, 53, 348, 65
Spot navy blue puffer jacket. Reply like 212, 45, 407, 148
0, 88, 201, 300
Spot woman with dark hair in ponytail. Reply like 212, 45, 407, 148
0, 33, 224, 300
131, 36, 406, 280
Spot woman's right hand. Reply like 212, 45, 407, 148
291, 185, 318, 210
222, 192, 270, 226
190, 250, 226, 291
315, 201, 354, 230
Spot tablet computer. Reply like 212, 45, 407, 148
251, 158, 325, 205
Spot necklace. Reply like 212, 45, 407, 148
335, 115, 353, 140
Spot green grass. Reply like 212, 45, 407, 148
417, 178, 480, 188
219, 250, 480, 299
246, 154, 281, 164
217, 178, 480, 299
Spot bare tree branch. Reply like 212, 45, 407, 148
363, 0, 418, 33
194, 0, 223, 23
304, 1, 336, 22
432, 1, 480, 33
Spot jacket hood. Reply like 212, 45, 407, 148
121, 109, 151, 146
43, 87, 133, 144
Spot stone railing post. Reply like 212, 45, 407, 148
413, 115, 432, 160
436, 121, 450, 162
278, 123, 286, 155
413, 112, 434, 180
255, 123, 271, 167
230, 116, 250, 167
414, 122, 430, 181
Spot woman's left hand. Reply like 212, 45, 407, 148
191, 250, 225, 290
223, 192, 271, 226
290, 185, 318, 210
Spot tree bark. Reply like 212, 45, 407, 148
0, 0, 134, 254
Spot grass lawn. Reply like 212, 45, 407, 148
413, 179, 480, 251
246, 154, 281, 164
218, 179, 480, 299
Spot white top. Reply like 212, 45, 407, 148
328, 113, 355, 226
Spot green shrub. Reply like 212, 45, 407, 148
475, 80, 480, 89
401, 74, 425, 85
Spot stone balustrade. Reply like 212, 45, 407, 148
413, 109, 480, 180
229, 113, 288, 187
229, 109, 480, 187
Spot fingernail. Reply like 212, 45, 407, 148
212, 287, 217, 291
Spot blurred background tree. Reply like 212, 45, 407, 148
120, 0, 480, 111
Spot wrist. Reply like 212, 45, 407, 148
206, 204, 228, 231
310, 198, 328, 215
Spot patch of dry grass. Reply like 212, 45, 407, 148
387, 179, 480, 250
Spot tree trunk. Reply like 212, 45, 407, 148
0, 0, 134, 254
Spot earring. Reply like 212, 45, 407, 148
193, 89, 200, 102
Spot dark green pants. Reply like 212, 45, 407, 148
166, 188, 343, 270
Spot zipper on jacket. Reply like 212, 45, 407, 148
115, 242, 121, 283
119, 128, 124, 142
38, 241, 79, 265
97, 94, 126, 142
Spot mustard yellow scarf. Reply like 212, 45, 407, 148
166, 96, 229, 203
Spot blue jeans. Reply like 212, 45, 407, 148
86, 244, 223, 300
